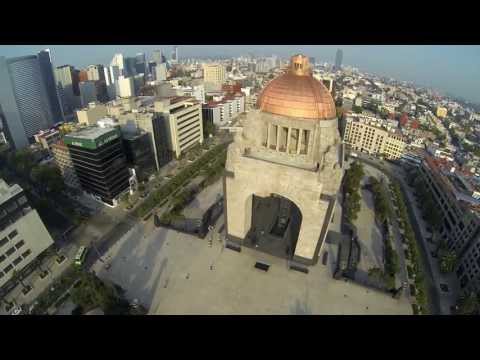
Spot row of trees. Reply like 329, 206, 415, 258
368, 176, 391, 224
134, 143, 229, 218
3, 148, 65, 196
411, 176, 442, 230
343, 161, 364, 223
390, 180, 429, 313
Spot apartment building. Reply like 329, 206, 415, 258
202, 93, 245, 127
0, 179, 54, 292
203, 63, 226, 91
51, 140, 80, 189
154, 96, 203, 158
418, 156, 480, 293
342, 115, 406, 159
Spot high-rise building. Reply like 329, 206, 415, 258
64, 126, 130, 206
334, 49, 343, 71
154, 97, 203, 158
224, 55, 343, 268
37, 50, 64, 124
155, 63, 168, 81
54, 65, 80, 116
135, 53, 147, 75
79, 81, 98, 107
117, 77, 135, 98
124, 57, 137, 78
86, 64, 105, 82
0, 179, 54, 292
171, 46, 178, 63
0, 55, 57, 148
115, 105, 172, 172
152, 50, 164, 65
203, 63, 226, 91
110, 54, 125, 75
78, 70, 89, 82
122, 132, 156, 181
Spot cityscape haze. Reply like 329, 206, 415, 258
2, 45, 480, 104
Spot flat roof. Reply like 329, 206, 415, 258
64, 126, 120, 150
65, 126, 116, 141
0, 179, 23, 206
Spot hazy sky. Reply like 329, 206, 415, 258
2, 45, 479, 104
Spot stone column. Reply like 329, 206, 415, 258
297, 129, 303, 154
286, 127, 292, 153
276, 125, 281, 151
266, 123, 271, 148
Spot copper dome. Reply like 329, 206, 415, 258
257, 54, 336, 120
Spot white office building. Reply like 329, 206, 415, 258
0, 179, 54, 291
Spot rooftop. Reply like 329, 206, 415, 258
0, 179, 23, 206
65, 126, 117, 141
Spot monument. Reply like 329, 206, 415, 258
223, 54, 344, 266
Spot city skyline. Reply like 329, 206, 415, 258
1, 45, 480, 105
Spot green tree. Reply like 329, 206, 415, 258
352, 105, 363, 114
439, 250, 457, 274
455, 292, 479, 315
70, 271, 127, 314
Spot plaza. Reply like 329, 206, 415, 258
92, 212, 412, 315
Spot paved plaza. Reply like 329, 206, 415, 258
92, 213, 412, 315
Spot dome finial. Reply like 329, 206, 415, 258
290, 54, 311, 76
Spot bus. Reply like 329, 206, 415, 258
74, 246, 89, 266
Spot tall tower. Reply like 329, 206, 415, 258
224, 55, 343, 267
0, 55, 56, 148
37, 49, 64, 123
334, 49, 343, 71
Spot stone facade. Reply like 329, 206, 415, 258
224, 109, 343, 265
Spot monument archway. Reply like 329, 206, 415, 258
243, 193, 303, 260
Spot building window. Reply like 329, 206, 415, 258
5, 247, 15, 256
8, 230, 18, 239
0, 237, 8, 248
0, 272, 3, 279
15, 240, 25, 250
12, 256, 22, 266
3, 264, 13, 274
0, 254, 5, 263
22, 249, 32, 259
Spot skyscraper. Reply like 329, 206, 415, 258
86, 64, 105, 82
37, 49, 63, 124
135, 53, 147, 75
0, 55, 56, 148
334, 49, 343, 71
124, 57, 137, 78
54, 65, 80, 116
172, 46, 178, 62
152, 50, 164, 65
